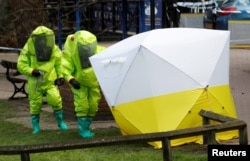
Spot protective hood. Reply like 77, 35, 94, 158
70, 31, 97, 69
62, 31, 106, 84
31, 26, 55, 62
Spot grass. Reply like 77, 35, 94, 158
0, 100, 207, 161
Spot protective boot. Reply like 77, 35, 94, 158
54, 110, 68, 131
77, 117, 94, 138
31, 114, 40, 134
86, 117, 94, 130
86, 117, 94, 136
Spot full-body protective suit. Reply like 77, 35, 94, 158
62, 30, 105, 138
17, 26, 68, 134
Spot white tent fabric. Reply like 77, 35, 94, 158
90, 28, 230, 106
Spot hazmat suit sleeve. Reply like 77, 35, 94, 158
17, 40, 34, 76
62, 50, 75, 82
53, 46, 64, 78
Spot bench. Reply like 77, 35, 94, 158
0, 60, 28, 99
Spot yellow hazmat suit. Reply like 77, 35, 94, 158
17, 26, 68, 134
62, 30, 105, 138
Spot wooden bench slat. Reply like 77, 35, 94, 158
199, 109, 236, 122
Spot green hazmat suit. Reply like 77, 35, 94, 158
17, 26, 68, 134
62, 30, 105, 118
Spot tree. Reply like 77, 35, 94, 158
0, 0, 49, 47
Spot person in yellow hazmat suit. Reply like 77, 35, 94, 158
17, 26, 68, 134
62, 30, 105, 138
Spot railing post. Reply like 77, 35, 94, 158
21, 152, 30, 161
202, 116, 210, 144
75, 0, 80, 31
239, 126, 248, 145
206, 130, 218, 145
57, 0, 63, 49
162, 137, 171, 161
122, 0, 127, 39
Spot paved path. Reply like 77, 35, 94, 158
229, 49, 250, 143
1, 47, 250, 143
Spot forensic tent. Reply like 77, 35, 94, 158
89, 28, 238, 148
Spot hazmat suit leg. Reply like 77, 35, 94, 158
28, 84, 44, 134
87, 86, 101, 117
83, 86, 101, 137
28, 81, 44, 115
72, 86, 96, 138
73, 86, 89, 117
46, 85, 68, 130
73, 86, 101, 117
